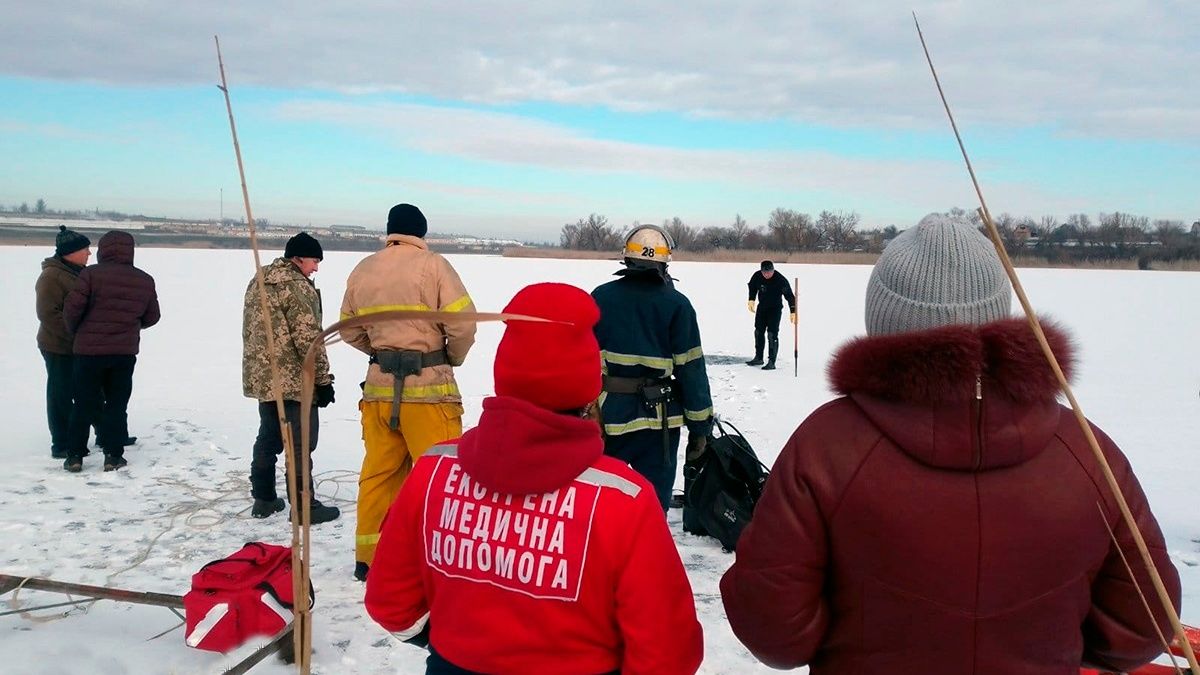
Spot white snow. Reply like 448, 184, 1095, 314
0, 246, 1196, 674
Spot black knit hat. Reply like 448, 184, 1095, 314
55, 226, 90, 257
760, 260, 774, 272
284, 232, 323, 260
387, 203, 428, 238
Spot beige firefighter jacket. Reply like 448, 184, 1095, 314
242, 257, 332, 402
339, 235, 475, 404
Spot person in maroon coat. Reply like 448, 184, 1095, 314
62, 230, 160, 472
720, 213, 1181, 674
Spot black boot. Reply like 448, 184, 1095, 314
291, 498, 341, 525
63, 455, 84, 473
763, 335, 779, 370
354, 561, 369, 582
252, 497, 286, 518
103, 454, 128, 471
746, 330, 765, 366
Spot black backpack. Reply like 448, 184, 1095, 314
682, 418, 769, 552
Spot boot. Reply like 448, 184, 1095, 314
63, 456, 84, 473
252, 497, 286, 519
763, 335, 779, 370
103, 454, 128, 471
291, 499, 341, 525
746, 330, 765, 366
354, 561, 369, 582
123, 436, 137, 447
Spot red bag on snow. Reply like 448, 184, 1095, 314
183, 542, 312, 653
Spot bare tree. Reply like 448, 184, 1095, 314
662, 217, 697, 251
816, 210, 860, 251
1152, 219, 1186, 247
560, 213, 622, 251
767, 208, 816, 252
17, 202, 29, 214
729, 214, 750, 249
35, 198, 47, 214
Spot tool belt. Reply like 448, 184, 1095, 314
603, 376, 677, 461
371, 349, 449, 430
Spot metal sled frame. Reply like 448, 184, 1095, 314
0, 573, 294, 674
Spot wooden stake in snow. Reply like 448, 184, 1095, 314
793, 277, 799, 378
912, 14, 1197, 673
214, 35, 312, 674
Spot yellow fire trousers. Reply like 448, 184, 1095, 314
356, 400, 464, 565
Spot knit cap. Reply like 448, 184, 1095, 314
55, 226, 90, 256
865, 213, 1011, 336
284, 232, 324, 260
494, 283, 602, 412
387, 203, 428, 238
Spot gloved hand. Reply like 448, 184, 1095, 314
790, 312, 797, 324
315, 382, 336, 408
685, 433, 708, 462
747, 301, 756, 313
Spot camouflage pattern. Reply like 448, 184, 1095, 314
242, 258, 332, 402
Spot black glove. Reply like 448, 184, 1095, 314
685, 432, 708, 462
315, 383, 336, 408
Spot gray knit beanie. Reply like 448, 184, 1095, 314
865, 212, 1011, 336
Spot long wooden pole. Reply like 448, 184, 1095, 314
792, 277, 799, 378
912, 14, 1197, 672
214, 36, 311, 674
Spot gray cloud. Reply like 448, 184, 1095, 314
2, 1, 1197, 139
275, 99, 1083, 221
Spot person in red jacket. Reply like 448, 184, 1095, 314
721, 213, 1181, 675
365, 282, 703, 675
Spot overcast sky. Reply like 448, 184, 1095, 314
1, 1, 1196, 240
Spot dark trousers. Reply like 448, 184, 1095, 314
66, 355, 136, 459
753, 306, 783, 362
604, 427, 681, 512
251, 401, 318, 502
42, 350, 75, 453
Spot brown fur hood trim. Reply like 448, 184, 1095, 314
828, 318, 1074, 403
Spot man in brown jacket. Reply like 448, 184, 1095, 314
35, 226, 91, 459
339, 203, 476, 581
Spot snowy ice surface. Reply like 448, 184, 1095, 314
0, 246, 1196, 674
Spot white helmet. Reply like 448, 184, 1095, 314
622, 224, 674, 263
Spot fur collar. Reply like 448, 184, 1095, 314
828, 318, 1074, 404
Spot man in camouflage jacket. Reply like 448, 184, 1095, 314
241, 232, 339, 522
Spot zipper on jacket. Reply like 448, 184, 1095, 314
972, 374, 984, 470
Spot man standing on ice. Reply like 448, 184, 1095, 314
242, 232, 340, 524
36, 226, 91, 459
62, 230, 159, 472
340, 203, 476, 582
721, 213, 1181, 674
365, 283, 703, 674
592, 224, 713, 512
744, 259, 795, 370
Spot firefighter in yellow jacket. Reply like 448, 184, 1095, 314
339, 203, 476, 581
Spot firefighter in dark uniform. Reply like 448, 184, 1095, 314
592, 225, 714, 512
745, 260, 796, 370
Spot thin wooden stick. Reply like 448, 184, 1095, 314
911, 14, 1196, 672
214, 35, 310, 674
792, 277, 799, 378
1097, 504, 1183, 675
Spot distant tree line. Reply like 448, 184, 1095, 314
560, 207, 1200, 265
561, 210, 891, 254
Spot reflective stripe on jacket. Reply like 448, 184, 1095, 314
339, 235, 476, 404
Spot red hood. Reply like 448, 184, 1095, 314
457, 396, 604, 495
827, 319, 1074, 471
